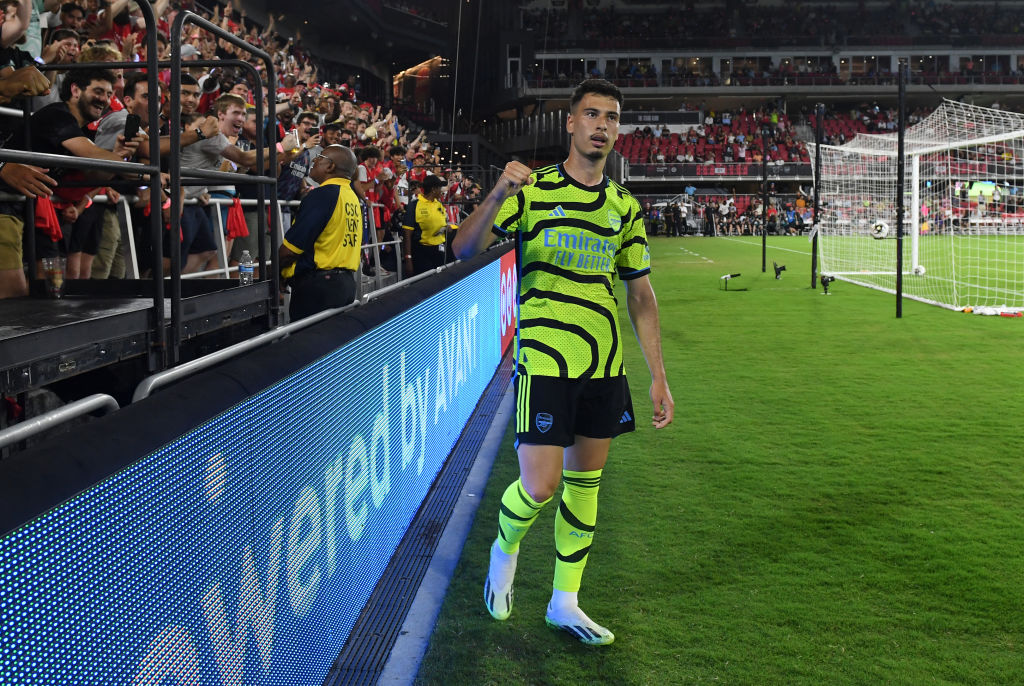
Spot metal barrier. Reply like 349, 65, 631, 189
0, 394, 119, 450
167, 13, 280, 365
130, 301, 361, 403
184, 195, 296, 279
130, 246, 482, 404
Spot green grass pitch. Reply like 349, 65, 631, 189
415, 236, 1024, 685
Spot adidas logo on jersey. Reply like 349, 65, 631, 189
619, 411, 632, 424
548, 206, 567, 218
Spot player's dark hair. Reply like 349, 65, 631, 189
180, 73, 199, 88
60, 67, 115, 102
569, 78, 622, 111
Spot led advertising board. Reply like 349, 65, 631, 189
0, 260, 504, 685
499, 247, 517, 354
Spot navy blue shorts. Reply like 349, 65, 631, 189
514, 374, 635, 448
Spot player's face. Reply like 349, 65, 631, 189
567, 93, 620, 162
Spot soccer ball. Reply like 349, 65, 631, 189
913, 264, 926, 276
870, 220, 890, 239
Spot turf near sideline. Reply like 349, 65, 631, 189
416, 236, 1024, 685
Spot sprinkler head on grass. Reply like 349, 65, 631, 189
719, 273, 743, 291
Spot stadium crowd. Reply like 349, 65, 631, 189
806, 103, 935, 146
616, 105, 811, 166
525, 60, 1024, 90
522, 1, 1024, 48
0, 0, 478, 299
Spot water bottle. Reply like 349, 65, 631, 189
238, 250, 254, 285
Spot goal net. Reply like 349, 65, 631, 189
809, 100, 1024, 311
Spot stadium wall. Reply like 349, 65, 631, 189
0, 244, 517, 685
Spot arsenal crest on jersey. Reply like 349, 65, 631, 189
607, 209, 622, 232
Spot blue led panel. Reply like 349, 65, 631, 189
0, 260, 503, 685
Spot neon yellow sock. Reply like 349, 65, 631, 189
497, 479, 550, 554
553, 469, 601, 592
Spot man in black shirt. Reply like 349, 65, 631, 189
27, 67, 139, 272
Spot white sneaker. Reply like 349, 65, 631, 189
484, 539, 518, 621
545, 600, 615, 646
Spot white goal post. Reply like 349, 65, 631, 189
809, 100, 1024, 311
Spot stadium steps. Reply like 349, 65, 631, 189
324, 352, 515, 686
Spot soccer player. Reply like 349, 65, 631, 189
452, 79, 674, 646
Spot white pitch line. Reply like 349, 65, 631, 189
678, 247, 714, 263
720, 237, 813, 257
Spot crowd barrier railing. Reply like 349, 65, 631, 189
129, 246, 454, 405
0, 394, 120, 450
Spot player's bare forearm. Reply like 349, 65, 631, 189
626, 275, 674, 428
452, 160, 532, 259
451, 190, 504, 259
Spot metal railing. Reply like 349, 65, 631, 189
131, 243, 465, 404
0, 394, 119, 450
168, 13, 280, 364
181, 195, 296, 279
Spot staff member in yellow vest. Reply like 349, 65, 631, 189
279, 145, 363, 321
402, 174, 452, 275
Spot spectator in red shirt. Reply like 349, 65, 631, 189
408, 151, 427, 184
383, 144, 405, 177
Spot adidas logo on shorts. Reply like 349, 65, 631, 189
619, 411, 632, 424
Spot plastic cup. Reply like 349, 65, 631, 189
42, 256, 66, 299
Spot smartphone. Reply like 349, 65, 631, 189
124, 113, 141, 141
